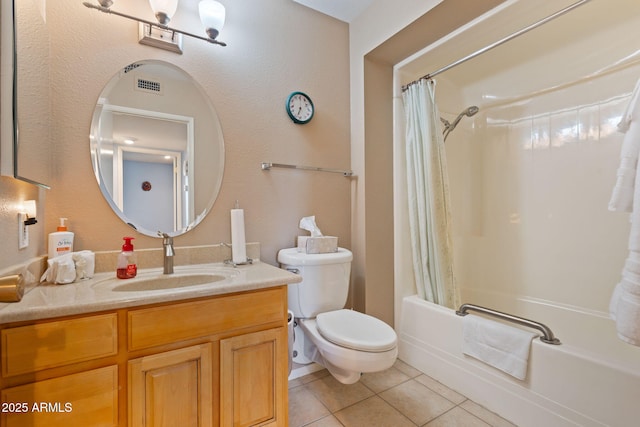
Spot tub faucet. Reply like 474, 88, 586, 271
159, 232, 174, 274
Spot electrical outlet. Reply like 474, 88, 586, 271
18, 213, 29, 249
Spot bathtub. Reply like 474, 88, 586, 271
398, 295, 640, 427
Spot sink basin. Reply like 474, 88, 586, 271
92, 268, 239, 292
112, 273, 227, 292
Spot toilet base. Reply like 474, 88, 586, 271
295, 317, 398, 384
291, 320, 314, 365
295, 327, 362, 384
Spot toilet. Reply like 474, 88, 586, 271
278, 247, 397, 384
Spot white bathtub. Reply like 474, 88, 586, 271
398, 295, 640, 427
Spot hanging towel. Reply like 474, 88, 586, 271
610, 247, 640, 344
609, 78, 640, 212
462, 314, 538, 380
610, 77, 640, 346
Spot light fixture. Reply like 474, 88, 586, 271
83, 0, 227, 54
21, 200, 37, 226
18, 200, 37, 250
148, 0, 178, 25
199, 0, 225, 40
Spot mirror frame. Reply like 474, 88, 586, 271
0, 0, 51, 188
90, 60, 225, 238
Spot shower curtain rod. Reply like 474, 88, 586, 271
402, 0, 592, 91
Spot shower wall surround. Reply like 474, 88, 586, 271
394, 0, 640, 372
391, 1, 640, 424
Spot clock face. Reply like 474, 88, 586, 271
286, 92, 314, 124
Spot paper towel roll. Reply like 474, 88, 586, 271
0, 274, 25, 302
231, 208, 247, 263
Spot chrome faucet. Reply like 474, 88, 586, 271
159, 232, 175, 274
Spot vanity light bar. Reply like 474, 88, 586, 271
83, 2, 227, 51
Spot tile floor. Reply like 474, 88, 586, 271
288, 359, 517, 427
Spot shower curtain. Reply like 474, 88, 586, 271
402, 79, 459, 309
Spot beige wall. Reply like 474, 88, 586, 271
1, 0, 350, 272
2, 0, 518, 324
0, 177, 46, 269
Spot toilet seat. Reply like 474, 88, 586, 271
316, 309, 397, 352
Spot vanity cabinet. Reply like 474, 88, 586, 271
0, 313, 119, 427
0, 285, 289, 427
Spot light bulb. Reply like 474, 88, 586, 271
199, 0, 225, 39
23, 200, 37, 218
148, 0, 179, 25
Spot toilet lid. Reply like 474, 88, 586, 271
315, 309, 397, 352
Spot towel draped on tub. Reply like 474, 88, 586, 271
462, 314, 538, 380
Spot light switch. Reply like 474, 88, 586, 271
18, 213, 29, 249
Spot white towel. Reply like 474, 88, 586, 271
40, 254, 76, 284
462, 314, 538, 380
609, 78, 640, 212
610, 249, 640, 344
72, 250, 95, 280
40, 250, 95, 284
610, 77, 640, 346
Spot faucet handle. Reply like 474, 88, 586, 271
158, 231, 175, 257
158, 231, 173, 244
158, 231, 173, 243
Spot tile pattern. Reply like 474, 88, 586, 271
288, 359, 517, 427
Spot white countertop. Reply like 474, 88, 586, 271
0, 261, 301, 324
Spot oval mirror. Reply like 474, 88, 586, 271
90, 60, 224, 237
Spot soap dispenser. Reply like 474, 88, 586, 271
117, 237, 137, 279
48, 218, 74, 259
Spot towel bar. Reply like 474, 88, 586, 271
456, 303, 561, 345
261, 162, 354, 177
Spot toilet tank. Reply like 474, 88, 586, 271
278, 248, 353, 319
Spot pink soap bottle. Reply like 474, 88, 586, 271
117, 237, 137, 279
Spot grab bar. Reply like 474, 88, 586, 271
456, 303, 561, 345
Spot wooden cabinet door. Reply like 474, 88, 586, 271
220, 328, 287, 427
0, 365, 118, 427
129, 344, 213, 427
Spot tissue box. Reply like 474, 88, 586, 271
297, 236, 338, 254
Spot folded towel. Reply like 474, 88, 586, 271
41, 251, 95, 284
41, 254, 76, 284
462, 314, 538, 380
72, 250, 95, 280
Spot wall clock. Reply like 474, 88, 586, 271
286, 91, 314, 124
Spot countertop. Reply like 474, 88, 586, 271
0, 261, 301, 324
